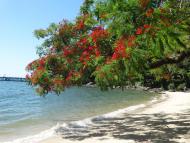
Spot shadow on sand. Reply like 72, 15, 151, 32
56, 111, 190, 143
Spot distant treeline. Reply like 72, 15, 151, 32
0, 77, 26, 82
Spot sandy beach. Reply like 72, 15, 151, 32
39, 91, 190, 143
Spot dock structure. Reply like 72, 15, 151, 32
0, 77, 26, 82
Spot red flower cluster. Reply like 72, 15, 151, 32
95, 49, 100, 57
38, 58, 46, 67
63, 47, 74, 57
80, 51, 90, 64
76, 36, 101, 65
30, 68, 46, 85
76, 38, 88, 49
136, 24, 152, 35
143, 24, 152, 33
66, 71, 73, 81
75, 14, 89, 30
112, 37, 129, 60
26, 57, 47, 71
75, 20, 85, 30
65, 71, 82, 82
90, 26, 109, 42
79, 48, 100, 65
136, 27, 143, 35
127, 35, 136, 47
59, 26, 108, 68
144, 24, 152, 29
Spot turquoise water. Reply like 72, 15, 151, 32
0, 81, 157, 142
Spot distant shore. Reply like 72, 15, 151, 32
39, 91, 190, 143
0, 77, 26, 82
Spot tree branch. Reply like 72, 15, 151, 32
150, 50, 190, 69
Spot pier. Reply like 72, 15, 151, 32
0, 77, 26, 82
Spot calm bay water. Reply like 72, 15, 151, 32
0, 81, 157, 142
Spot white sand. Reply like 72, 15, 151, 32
39, 91, 190, 143
39, 136, 135, 143
142, 91, 190, 114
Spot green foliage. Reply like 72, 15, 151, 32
26, 0, 190, 95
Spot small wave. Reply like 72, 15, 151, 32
2, 124, 59, 143
3, 96, 161, 143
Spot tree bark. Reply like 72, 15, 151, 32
150, 50, 190, 69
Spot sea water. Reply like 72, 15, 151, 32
0, 81, 158, 142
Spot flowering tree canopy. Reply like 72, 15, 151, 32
26, 0, 190, 95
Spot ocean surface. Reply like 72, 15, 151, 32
0, 81, 158, 143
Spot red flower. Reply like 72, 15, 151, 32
88, 46, 93, 51
128, 35, 136, 41
112, 37, 131, 60
82, 51, 88, 56
112, 37, 126, 59
112, 52, 119, 60
144, 24, 151, 29
95, 49, 100, 57
63, 49, 69, 56
77, 38, 88, 49
136, 27, 143, 35
83, 61, 87, 65
90, 26, 109, 42
63, 48, 73, 57
76, 20, 85, 30
81, 38, 87, 45
37, 66, 44, 71
127, 35, 136, 47
75, 14, 89, 30
127, 41, 133, 47
39, 58, 46, 67
79, 56, 83, 62
66, 71, 73, 81
86, 55, 90, 60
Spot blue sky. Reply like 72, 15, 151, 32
0, 0, 83, 77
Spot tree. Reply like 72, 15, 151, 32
26, 0, 190, 95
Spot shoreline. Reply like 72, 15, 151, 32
39, 91, 190, 143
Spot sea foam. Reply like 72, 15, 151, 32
2, 96, 160, 143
